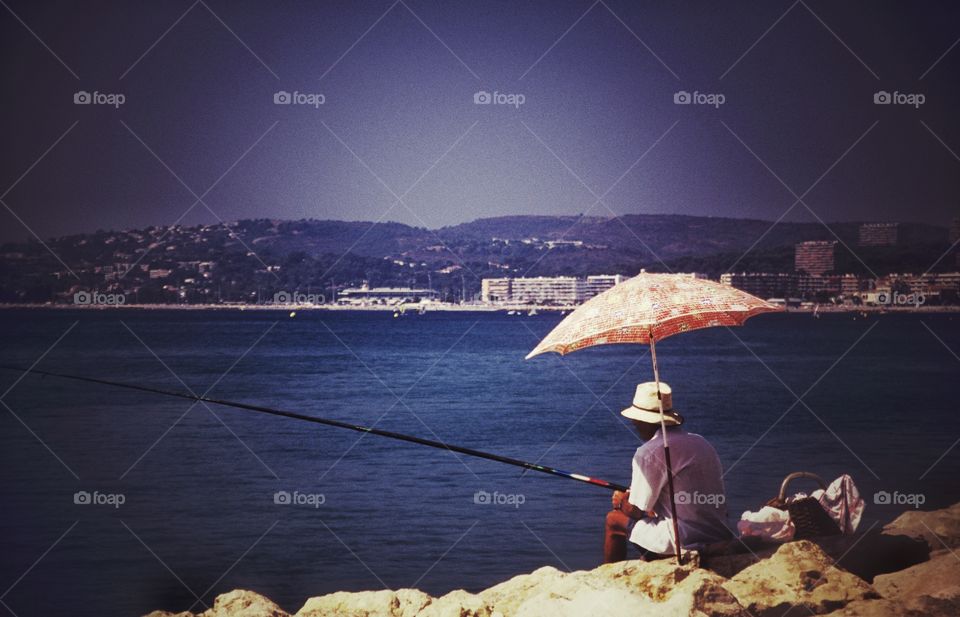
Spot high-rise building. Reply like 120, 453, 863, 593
584, 274, 626, 298
858, 223, 898, 247
950, 217, 960, 243
794, 241, 837, 276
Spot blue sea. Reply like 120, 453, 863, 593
0, 309, 957, 616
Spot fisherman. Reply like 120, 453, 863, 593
604, 382, 731, 562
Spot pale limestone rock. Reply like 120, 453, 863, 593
580, 557, 745, 616
476, 566, 567, 616
583, 555, 702, 600
883, 502, 960, 550
294, 589, 430, 617
200, 589, 289, 617
874, 552, 960, 614
722, 540, 878, 616
142, 589, 287, 617
418, 589, 492, 617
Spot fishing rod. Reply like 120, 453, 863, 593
0, 365, 628, 492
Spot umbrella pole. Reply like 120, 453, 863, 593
649, 334, 683, 565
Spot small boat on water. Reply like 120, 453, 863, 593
528, 308, 538, 316
507, 310, 518, 315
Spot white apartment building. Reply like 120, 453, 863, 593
481, 274, 626, 305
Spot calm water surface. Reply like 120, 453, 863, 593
0, 309, 957, 616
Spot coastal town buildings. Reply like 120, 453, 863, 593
721, 270, 960, 304
6, 216, 960, 308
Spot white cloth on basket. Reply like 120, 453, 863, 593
737, 506, 795, 542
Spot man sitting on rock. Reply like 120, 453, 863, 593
604, 382, 731, 562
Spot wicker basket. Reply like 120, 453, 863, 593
765, 472, 841, 540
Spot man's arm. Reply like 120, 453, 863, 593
628, 449, 668, 513
612, 490, 654, 520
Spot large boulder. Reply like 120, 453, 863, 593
142, 590, 288, 617
294, 589, 431, 617
201, 590, 289, 617
883, 502, 960, 551
873, 552, 960, 614
722, 540, 878, 616
702, 531, 930, 582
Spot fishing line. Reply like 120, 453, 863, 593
0, 365, 628, 492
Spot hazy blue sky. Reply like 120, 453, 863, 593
1, 0, 959, 242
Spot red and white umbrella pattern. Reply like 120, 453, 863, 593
526, 272, 783, 359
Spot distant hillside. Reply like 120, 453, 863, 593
0, 215, 953, 304
438, 214, 946, 260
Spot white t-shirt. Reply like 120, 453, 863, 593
627, 427, 731, 554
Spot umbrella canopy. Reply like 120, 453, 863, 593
526, 272, 782, 359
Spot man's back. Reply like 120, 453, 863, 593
628, 428, 730, 554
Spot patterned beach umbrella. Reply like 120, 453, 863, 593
526, 271, 782, 563
526, 272, 782, 359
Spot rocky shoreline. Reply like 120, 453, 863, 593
147, 502, 960, 617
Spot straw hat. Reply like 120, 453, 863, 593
621, 382, 684, 425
